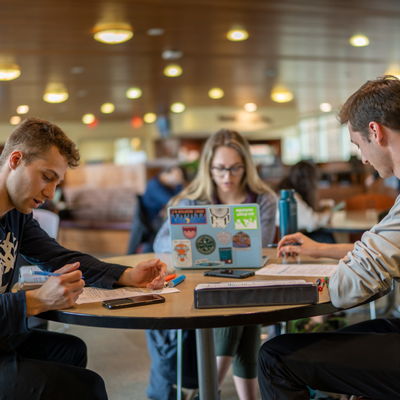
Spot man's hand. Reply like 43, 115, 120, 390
117, 259, 167, 289
25, 262, 85, 317
277, 232, 353, 260
277, 232, 322, 259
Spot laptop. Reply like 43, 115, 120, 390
168, 204, 268, 269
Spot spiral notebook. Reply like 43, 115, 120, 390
168, 204, 268, 269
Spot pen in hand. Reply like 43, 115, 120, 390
31, 270, 85, 279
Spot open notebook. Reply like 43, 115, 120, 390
168, 204, 267, 269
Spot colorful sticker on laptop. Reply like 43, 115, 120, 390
195, 235, 216, 255
183, 226, 197, 239
194, 259, 225, 267
170, 208, 207, 225
219, 247, 233, 264
216, 231, 232, 245
233, 206, 258, 230
172, 240, 192, 267
232, 231, 251, 251
209, 206, 231, 228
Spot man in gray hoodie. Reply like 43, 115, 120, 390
258, 75, 400, 400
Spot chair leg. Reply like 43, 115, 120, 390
369, 301, 376, 319
177, 329, 183, 400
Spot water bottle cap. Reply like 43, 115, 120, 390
280, 189, 295, 199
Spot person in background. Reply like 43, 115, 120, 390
0, 117, 167, 400
127, 165, 186, 254
148, 129, 277, 400
142, 165, 186, 225
276, 160, 334, 243
258, 75, 400, 400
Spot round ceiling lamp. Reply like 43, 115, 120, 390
208, 88, 224, 99
126, 87, 142, 99
320, 103, 332, 112
164, 64, 182, 77
43, 88, 69, 103
384, 63, 400, 79
93, 22, 133, 44
349, 34, 369, 47
0, 64, 21, 81
82, 114, 96, 124
10, 116, 21, 125
100, 103, 115, 114
16, 105, 29, 114
244, 103, 257, 112
271, 85, 294, 103
227, 29, 249, 41
170, 102, 185, 113
144, 113, 157, 123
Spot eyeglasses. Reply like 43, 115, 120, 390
210, 165, 245, 177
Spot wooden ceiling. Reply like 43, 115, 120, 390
1, 0, 400, 125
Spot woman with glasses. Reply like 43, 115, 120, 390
147, 129, 277, 400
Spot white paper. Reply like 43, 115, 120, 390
76, 286, 179, 305
255, 263, 337, 277
195, 279, 312, 290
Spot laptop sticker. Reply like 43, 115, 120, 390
195, 235, 216, 255
209, 206, 231, 228
172, 240, 192, 267
194, 259, 225, 267
170, 208, 207, 225
232, 231, 251, 251
216, 231, 232, 245
233, 206, 258, 230
183, 226, 197, 239
219, 247, 233, 264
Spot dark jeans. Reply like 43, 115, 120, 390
146, 329, 198, 400
258, 318, 400, 400
0, 329, 108, 400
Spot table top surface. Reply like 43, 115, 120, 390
328, 210, 379, 233
38, 249, 342, 330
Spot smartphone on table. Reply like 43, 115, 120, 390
203, 269, 255, 279
102, 294, 165, 309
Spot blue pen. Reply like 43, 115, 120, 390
167, 275, 186, 288
31, 270, 85, 279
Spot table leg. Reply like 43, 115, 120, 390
195, 328, 219, 400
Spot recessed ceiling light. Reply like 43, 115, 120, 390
71, 66, 85, 74
320, 103, 332, 112
162, 50, 183, 60
82, 114, 96, 124
349, 34, 369, 47
101, 103, 115, 114
244, 103, 257, 112
227, 29, 249, 41
10, 116, 21, 125
93, 22, 133, 44
170, 103, 185, 113
0, 64, 21, 81
147, 28, 165, 36
144, 113, 157, 123
208, 88, 224, 99
16, 105, 29, 114
126, 87, 142, 99
164, 64, 182, 77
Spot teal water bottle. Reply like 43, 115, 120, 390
279, 189, 298, 238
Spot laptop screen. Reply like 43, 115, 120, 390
168, 204, 262, 269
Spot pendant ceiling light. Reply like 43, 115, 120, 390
0, 63, 21, 81
43, 87, 69, 103
93, 22, 133, 44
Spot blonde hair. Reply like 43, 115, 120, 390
170, 129, 274, 206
